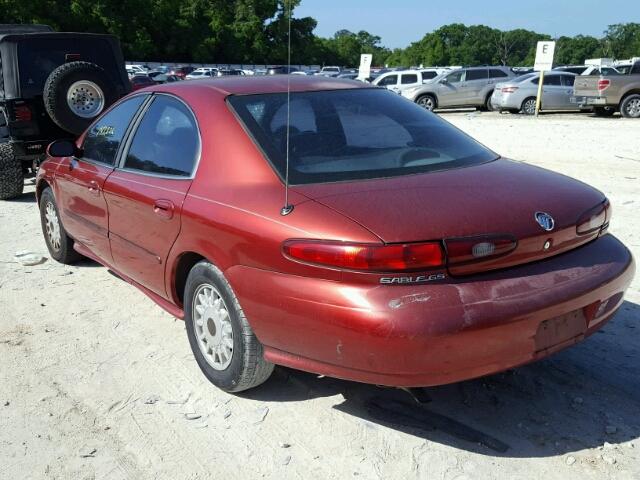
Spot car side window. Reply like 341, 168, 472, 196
543, 75, 562, 86
421, 71, 437, 81
446, 70, 465, 83
562, 75, 575, 87
489, 69, 508, 78
82, 95, 146, 166
401, 74, 418, 85
378, 75, 398, 86
123, 96, 199, 177
466, 69, 488, 81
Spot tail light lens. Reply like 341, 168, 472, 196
597, 79, 611, 92
282, 240, 444, 272
577, 200, 609, 235
501, 87, 519, 93
13, 104, 32, 122
444, 235, 517, 265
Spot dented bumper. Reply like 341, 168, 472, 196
226, 234, 635, 387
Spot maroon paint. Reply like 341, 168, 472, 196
37, 77, 635, 387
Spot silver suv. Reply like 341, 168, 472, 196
401, 66, 516, 111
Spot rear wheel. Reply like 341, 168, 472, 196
0, 143, 24, 200
416, 94, 436, 111
184, 261, 274, 392
620, 94, 640, 119
39, 187, 81, 264
521, 97, 537, 115
594, 106, 616, 117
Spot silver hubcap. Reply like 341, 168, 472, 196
523, 99, 536, 115
418, 97, 434, 110
66, 81, 105, 118
44, 201, 61, 251
193, 284, 234, 370
624, 98, 640, 118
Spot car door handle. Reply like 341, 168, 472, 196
153, 199, 174, 219
88, 180, 100, 196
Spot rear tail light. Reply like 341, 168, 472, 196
444, 235, 517, 266
13, 104, 32, 122
282, 240, 444, 272
501, 87, 519, 93
576, 201, 609, 235
597, 79, 611, 92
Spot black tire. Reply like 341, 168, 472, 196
43, 61, 118, 135
39, 187, 81, 264
620, 94, 640, 119
184, 261, 274, 392
594, 106, 616, 117
521, 97, 537, 115
483, 92, 495, 112
0, 143, 24, 200
416, 94, 436, 111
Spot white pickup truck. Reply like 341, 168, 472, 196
572, 60, 640, 118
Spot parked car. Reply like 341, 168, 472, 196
170, 66, 195, 79
0, 24, 130, 199
573, 59, 640, 118
266, 66, 299, 75
402, 66, 516, 111
152, 74, 182, 84
373, 69, 449, 93
317, 66, 341, 77
126, 64, 148, 76
491, 71, 581, 115
186, 68, 217, 80
37, 76, 634, 392
130, 74, 156, 91
553, 65, 588, 75
216, 69, 244, 77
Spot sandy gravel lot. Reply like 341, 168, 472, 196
1, 111, 639, 480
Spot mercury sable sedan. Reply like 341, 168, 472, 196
37, 76, 635, 392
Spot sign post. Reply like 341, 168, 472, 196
357, 54, 373, 82
533, 41, 556, 116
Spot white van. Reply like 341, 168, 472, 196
373, 69, 449, 93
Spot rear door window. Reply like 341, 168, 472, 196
401, 74, 418, 85
489, 69, 509, 78
466, 69, 488, 81
122, 95, 199, 177
561, 75, 575, 86
82, 95, 147, 166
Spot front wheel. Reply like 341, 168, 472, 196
416, 94, 436, 111
620, 94, 640, 119
184, 261, 274, 392
39, 187, 81, 264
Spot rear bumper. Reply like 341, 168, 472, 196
571, 95, 611, 106
227, 234, 635, 387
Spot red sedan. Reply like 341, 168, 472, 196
36, 76, 635, 392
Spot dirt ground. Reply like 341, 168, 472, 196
1, 111, 639, 480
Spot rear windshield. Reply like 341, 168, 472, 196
228, 89, 497, 185
17, 37, 119, 95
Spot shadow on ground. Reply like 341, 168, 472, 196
6, 190, 36, 203
242, 300, 640, 457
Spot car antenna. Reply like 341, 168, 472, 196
280, 0, 294, 216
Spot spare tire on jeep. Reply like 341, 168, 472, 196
43, 61, 118, 135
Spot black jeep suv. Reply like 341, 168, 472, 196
0, 24, 131, 199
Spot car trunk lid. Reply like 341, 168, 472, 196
294, 158, 607, 275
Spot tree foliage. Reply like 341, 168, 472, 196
0, 1, 638, 67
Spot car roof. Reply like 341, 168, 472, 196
151, 75, 374, 97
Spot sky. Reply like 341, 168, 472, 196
296, 0, 640, 49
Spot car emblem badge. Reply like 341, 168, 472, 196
535, 212, 555, 231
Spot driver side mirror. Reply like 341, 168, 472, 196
47, 139, 81, 158
439, 78, 449, 84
